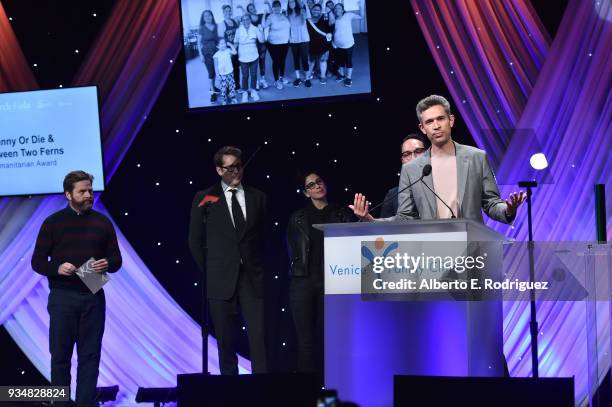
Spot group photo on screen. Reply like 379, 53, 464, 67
181, 0, 370, 108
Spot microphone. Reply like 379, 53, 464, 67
222, 144, 264, 194
368, 164, 432, 216
242, 144, 263, 170
419, 167, 456, 218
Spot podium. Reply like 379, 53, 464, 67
315, 219, 507, 407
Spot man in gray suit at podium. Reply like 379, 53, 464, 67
351, 94, 525, 223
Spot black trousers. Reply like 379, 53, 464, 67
231, 53, 241, 90
240, 59, 258, 90
336, 46, 354, 69
209, 268, 266, 375
291, 42, 309, 72
289, 275, 323, 380
267, 43, 289, 81
48, 289, 105, 407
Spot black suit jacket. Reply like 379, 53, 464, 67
189, 183, 268, 300
380, 186, 399, 218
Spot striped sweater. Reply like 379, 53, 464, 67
31, 206, 122, 291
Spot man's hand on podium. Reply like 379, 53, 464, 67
349, 193, 375, 222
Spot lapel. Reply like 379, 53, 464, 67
419, 149, 437, 217
454, 142, 469, 215
242, 186, 256, 240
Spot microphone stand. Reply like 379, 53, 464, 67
367, 166, 431, 218
419, 179, 456, 218
519, 180, 539, 378
201, 260, 208, 374
200, 203, 212, 375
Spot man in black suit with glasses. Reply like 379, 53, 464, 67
189, 145, 268, 375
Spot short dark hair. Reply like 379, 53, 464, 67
63, 170, 94, 193
312, 3, 322, 10
300, 169, 325, 186
222, 4, 232, 12
401, 133, 428, 150
416, 94, 452, 122
213, 146, 242, 167
272, 0, 282, 7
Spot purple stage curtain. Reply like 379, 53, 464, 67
412, 0, 611, 404
0, 3, 38, 92
0, 1, 251, 405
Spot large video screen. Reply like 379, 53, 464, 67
0, 86, 105, 197
180, 0, 371, 109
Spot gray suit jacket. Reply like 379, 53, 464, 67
394, 141, 513, 224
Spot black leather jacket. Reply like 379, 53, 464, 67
286, 203, 353, 277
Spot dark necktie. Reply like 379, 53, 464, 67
230, 189, 245, 235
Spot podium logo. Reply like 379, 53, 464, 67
361, 237, 399, 268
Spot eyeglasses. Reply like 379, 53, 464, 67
401, 148, 426, 159
304, 179, 324, 190
221, 164, 242, 173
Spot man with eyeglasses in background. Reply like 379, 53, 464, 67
189, 145, 268, 375
379, 134, 428, 217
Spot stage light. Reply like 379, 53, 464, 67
96, 385, 119, 403
529, 153, 548, 170
135, 387, 177, 406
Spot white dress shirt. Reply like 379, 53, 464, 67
221, 181, 247, 226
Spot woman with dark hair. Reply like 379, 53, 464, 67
287, 0, 311, 87
199, 10, 219, 102
324, 0, 339, 77
218, 5, 241, 90
306, 3, 334, 84
244, 2, 270, 90
263, 0, 291, 89
332, 3, 362, 87
286, 171, 353, 380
